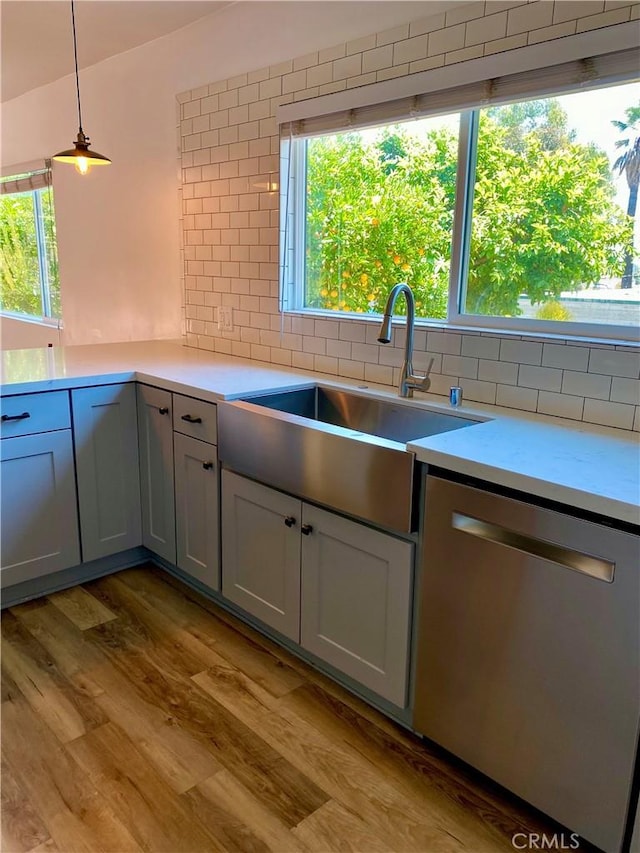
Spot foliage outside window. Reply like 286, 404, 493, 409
285, 79, 640, 338
0, 168, 60, 321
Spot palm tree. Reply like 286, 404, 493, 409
613, 105, 640, 288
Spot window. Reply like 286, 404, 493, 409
0, 162, 60, 321
282, 51, 639, 340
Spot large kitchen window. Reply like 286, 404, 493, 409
0, 162, 61, 321
281, 49, 639, 340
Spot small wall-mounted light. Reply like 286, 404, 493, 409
53, 0, 111, 175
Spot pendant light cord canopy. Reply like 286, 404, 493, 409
53, 0, 111, 174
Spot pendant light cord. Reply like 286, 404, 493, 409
71, 0, 83, 133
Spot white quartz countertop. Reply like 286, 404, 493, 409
2, 340, 639, 526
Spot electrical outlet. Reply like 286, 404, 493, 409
218, 306, 233, 331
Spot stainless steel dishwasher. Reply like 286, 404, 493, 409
413, 474, 640, 853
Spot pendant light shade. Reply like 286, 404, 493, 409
53, 0, 111, 175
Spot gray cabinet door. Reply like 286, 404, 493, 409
221, 470, 300, 641
72, 384, 142, 562
1, 431, 80, 587
300, 504, 414, 707
137, 384, 176, 563
174, 432, 219, 591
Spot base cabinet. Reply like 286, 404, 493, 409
174, 433, 219, 591
0, 431, 80, 586
300, 504, 413, 708
221, 470, 414, 705
72, 384, 142, 561
137, 385, 176, 564
221, 470, 300, 641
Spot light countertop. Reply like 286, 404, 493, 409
2, 340, 639, 526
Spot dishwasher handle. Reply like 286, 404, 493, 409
452, 512, 615, 583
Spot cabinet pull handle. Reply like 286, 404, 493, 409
284, 516, 296, 528
181, 414, 202, 424
451, 512, 615, 583
202, 461, 214, 470
158, 406, 169, 415
301, 524, 313, 536
2, 412, 30, 422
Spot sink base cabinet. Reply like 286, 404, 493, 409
72, 384, 142, 562
174, 433, 219, 591
300, 504, 413, 708
221, 470, 414, 706
137, 385, 176, 564
221, 471, 300, 641
0, 431, 80, 587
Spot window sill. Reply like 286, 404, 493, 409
285, 308, 639, 349
1, 312, 62, 329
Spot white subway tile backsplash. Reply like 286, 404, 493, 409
462, 334, 500, 359
442, 354, 479, 379
314, 355, 339, 375
496, 384, 538, 412
351, 342, 380, 363
339, 321, 367, 343
610, 377, 640, 405
500, 339, 542, 365
518, 364, 562, 392
542, 343, 589, 371
365, 363, 394, 385
507, 1, 554, 35
338, 359, 365, 380
537, 390, 584, 421
465, 11, 508, 45
459, 378, 497, 404
427, 331, 462, 355
428, 23, 466, 55
327, 339, 352, 359
589, 349, 640, 378
478, 358, 518, 384
561, 370, 611, 400
583, 398, 635, 430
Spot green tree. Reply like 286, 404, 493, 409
612, 104, 640, 288
305, 102, 632, 319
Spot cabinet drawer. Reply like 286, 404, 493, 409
173, 394, 217, 445
1, 390, 70, 438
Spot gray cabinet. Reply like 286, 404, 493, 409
72, 384, 141, 561
0, 430, 80, 587
174, 432, 219, 591
137, 384, 176, 563
221, 470, 300, 641
300, 504, 414, 707
221, 470, 414, 705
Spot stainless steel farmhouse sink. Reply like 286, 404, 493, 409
218, 386, 480, 533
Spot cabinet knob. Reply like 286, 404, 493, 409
202, 461, 214, 470
301, 524, 313, 536
284, 516, 296, 528
158, 406, 169, 415
181, 414, 202, 424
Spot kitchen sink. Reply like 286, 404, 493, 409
217, 386, 481, 533
242, 386, 477, 443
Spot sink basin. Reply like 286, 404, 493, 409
243, 386, 477, 443
217, 385, 481, 533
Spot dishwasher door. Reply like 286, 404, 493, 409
413, 476, 640, 853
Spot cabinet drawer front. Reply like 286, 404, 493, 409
1, 390, 70, 438
173, 394, 217, 445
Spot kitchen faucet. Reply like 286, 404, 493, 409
378, 283, 433, 398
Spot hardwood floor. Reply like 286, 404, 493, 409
2, 565, 566, 853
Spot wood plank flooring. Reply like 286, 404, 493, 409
2, 565, 568, 853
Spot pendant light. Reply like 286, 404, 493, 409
53, 0, 111, 175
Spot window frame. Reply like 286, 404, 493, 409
0, 163, 60, 325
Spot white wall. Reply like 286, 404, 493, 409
1, 1, 446, 347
